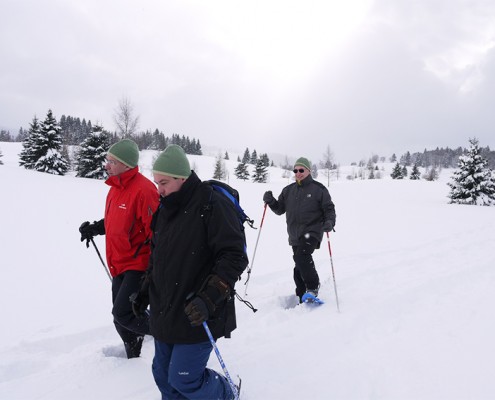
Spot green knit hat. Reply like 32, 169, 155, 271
294, 157, 311, 171
107, 139, 139, 168
153, 144, 191, 178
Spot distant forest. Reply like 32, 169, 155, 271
1, 115, 494, 169
2, 115, 202, 155
391, 147, 495, 169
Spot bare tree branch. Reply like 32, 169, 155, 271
113, 97, 140, 138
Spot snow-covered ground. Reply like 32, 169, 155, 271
1, 141, 494, 400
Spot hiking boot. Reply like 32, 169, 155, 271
124, 335, 144, 359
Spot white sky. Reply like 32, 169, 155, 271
2, 0, 495, 163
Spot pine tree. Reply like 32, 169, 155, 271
410, 164, 421, 180
448, 138, 495, 206
252, 159, 268, 183
19, 116, 41, 169
368, 166, 375, 179
242, 148, 250, 163
76, 125, 112, 179
224, 151, 229, 160
250, 149, 258, 165
0, 148, 3, 165
424, 166, 439, 181
259, 153, 270, 167
212, 154, 226, 180
390, 162, 403, 179
17, 127, 28, 142
401, 165, 408, 177
312, 163, 319, 179
32, 110, 70, 175
234, 162, 249, 180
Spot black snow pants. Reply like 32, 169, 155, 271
111, 270, 150, 345
292, 236, 320, 300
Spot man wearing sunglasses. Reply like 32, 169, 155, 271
263, 157, 336, 303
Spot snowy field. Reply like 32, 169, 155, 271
1, 141, 494, 400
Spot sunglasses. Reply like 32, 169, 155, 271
293, 168, 306, 174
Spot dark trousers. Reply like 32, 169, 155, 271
152, 339, 233, 400
292, 236, 320, 299
112, 270, 150, 345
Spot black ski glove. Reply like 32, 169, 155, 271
184, 275, 231, 327
263, 191, 275, 205
184, 297, 210, 327
129, 271, 151, 317
323, 220, 334, 233
79, 220, 105, 247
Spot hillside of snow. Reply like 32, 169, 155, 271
1, 141, 494, 400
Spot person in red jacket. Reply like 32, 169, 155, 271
79, 139, 159, 358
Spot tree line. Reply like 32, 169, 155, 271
392, 146, 495, 170
15, 109, 205, 177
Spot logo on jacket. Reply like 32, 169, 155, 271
118, 203, 127, 209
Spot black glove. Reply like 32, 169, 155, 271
323, 220, 334, 233
129, 271, 151, 317
263, 191, 275, 205
79, 220, 104, 247
129, 291, 149, 317
184, 297, 210, 327
184, 275, 231, 327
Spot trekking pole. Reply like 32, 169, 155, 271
326, 232, 340, 313
202, 322, 239, 400
244, 203, 268, 296
90, 238, 113, 282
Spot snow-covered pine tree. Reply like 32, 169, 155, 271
252, 159, 268, 183
212, 154, 226, 180
448, 138, 495, 206
32, 110, 70, 175
390, 162, 403, 179
19, 116, 41, 169
76, 125, 112, 179
0, 148, 3, 165
410, 163, 421, 180
234, 161, 249, 180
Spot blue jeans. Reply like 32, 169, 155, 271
152, 339, 233, 400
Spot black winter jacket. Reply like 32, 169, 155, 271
148, 172, 248, 343
269, 175, 336, 247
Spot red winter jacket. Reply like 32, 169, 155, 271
104, 167, 159, 277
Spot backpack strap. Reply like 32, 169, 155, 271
210, 184, 256, 229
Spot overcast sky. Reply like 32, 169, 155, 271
1, 0, 495, 164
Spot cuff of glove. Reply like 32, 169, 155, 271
198, 275, 231, 314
